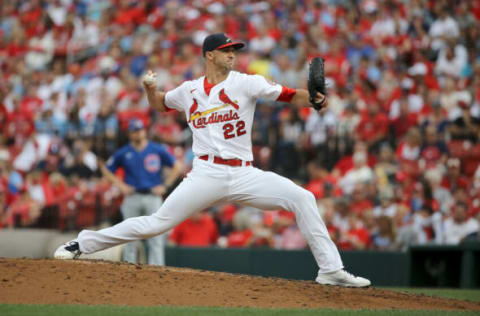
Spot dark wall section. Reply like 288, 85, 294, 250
409, 243, 480, 288
165, 243, 480, 288
165, 247, 408, 286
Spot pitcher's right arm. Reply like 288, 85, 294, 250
142, 70, 167, 113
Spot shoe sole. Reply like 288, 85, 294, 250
316, 278, 371, 288
54, 250, 80, 260
54, 254, 74, 260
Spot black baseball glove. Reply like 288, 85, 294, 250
308, 57, 327, 110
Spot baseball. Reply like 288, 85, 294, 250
142, 72, 157, 86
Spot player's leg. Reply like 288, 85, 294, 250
55, 168, 227, 258
143, 194, 166, 266
120, 194, 142, 264
228, 167, 370, 287
229, 167, 342, 272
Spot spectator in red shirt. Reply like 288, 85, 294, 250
442, 158, 470, 191
226, 210, 273, 248
324, 39, 349, 87
391, 97, 419, 139
5, 188, 42, 228
323, 207, 340, 245
226, 228, 252, 248
20, 0, 44, 38
305, 160, 339, 199
338, 212, 371, 250
396, 127, 422, 176
333, 141, 376, 177
355, 100, 389, 152
349, 184, 374, 216
114, 0, 146, 26
117, 91, 150, 131
6, 32, 28, 58
43, 172, 68, 207
5, 96, 35, 141
419, 125, 448, 170
150, 112, 183, 145
168, 211, 219, 247
338, 152, 375, 196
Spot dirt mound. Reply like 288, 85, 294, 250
0, 258, 478, 310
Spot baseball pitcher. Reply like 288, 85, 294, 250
55, 33, 370, 287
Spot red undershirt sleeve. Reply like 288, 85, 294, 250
163, 104, 176, 112
276, 86, 297, 103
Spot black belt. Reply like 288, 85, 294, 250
135, 188, 152, 194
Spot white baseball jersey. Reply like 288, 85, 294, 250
165, 71, 293, 161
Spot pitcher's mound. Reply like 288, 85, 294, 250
0, 258, 478, 310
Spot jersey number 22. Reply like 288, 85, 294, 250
223, 121, 246, 139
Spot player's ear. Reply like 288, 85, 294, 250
205, 51, 214, 61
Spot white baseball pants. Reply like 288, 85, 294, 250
78, 157, 344, 274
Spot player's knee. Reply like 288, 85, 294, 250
147, 213, 177, 235
291, 188, 316, 208
127, 216, 162, 237
303, 190, 317, 206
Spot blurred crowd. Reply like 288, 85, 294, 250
1, 0, 480, 251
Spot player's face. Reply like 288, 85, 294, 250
129, 129, 147, 143
211, 47, 236, 71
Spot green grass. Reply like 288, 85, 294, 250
0, 304, 479, 316
1, 288, 479, 316
386, 288, 480, 303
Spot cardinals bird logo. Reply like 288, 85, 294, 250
218, 89, 239, 110
188, 98, 199, 122
188, 89, 239, 122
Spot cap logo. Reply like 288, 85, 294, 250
226, 38, 231, 42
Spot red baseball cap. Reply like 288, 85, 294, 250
202, 33, 244, 56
